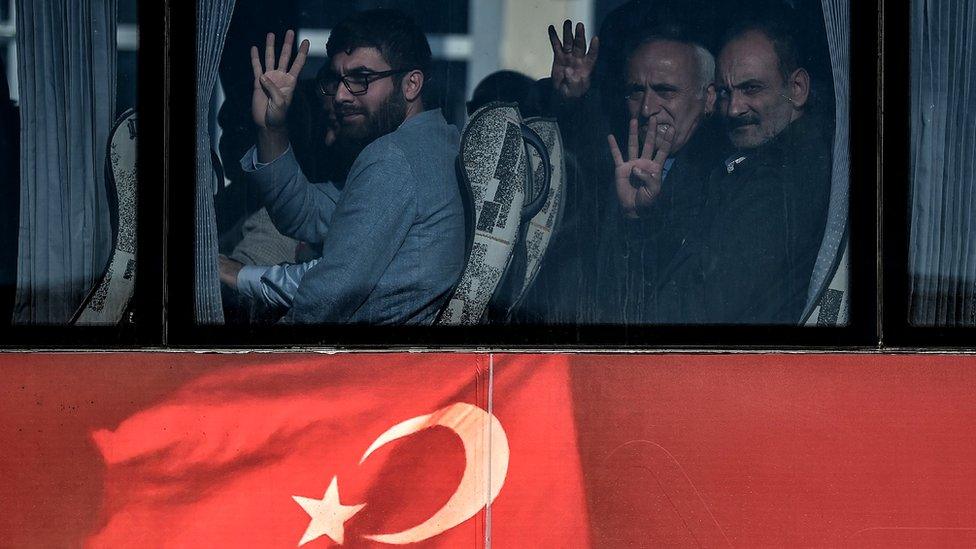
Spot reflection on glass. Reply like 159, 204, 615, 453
200, 0, 850, 330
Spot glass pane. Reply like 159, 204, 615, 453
298, 0, 468, 33
195, 0, 851, 337
0, 0, 140, 327
908, 0, 976, 327
118, 0, 137, 25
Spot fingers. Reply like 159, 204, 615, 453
608, 134, 623, 167
586, 35, 600, 64
637, 179, 661, 207
632, 166, 655, 184
288, 39, 310, 77
652, 124, 676, 164
574, 22, 587, 54
278, 29, 294, 72
265, 33, 276, 71
632, 166, 662, 211
250, 46, 263, 82
562, 20, 574, 53
640, 115, 657, 160
627, 118, 639, 161
260, 74, 287, 107
548, 25, 564, 56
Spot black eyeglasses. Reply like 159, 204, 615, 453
317, 69, 415, 97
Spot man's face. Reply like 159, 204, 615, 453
625, 40, 713, 154
318, 92, 339, 147
716, 31, 797, 149
329, 47, 407, 152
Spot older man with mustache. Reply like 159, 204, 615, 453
649, 17, 833, 324
557, 15, 832, 325
542, 20, 727, 324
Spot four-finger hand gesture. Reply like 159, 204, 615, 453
548, 20, 599, 100
608, 116, 675, 219
251, 29, 310, 131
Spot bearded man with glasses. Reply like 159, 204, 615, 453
220, 9, 465, 325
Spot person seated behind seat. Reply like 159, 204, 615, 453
539, 20, 725, 324
650, 16, 832, 324
466, 70, 542, 117
603, 24, 726, 324
219, 64, 343, 324
220, 9, 465, 324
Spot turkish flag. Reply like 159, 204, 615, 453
8, 353, 976, 548
79, 353, 588, 548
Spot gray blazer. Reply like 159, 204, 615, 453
240, 109, 466, 325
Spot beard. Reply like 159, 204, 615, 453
334, 91, 408, 162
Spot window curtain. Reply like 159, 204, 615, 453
803, 0, 850, 325
195, 0, 236, 324
13, 0, 117, 324
909, 0, 976, 326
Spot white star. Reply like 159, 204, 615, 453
293, 476, 366, 546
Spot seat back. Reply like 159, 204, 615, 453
72, 109, 138, 325
511, 117, 566, 309
484, 121, 554, 322
803, 232, 849, 326
436, 102, 530, 325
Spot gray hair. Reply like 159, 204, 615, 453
626, 30, 716, 98
692, 43, 715, 97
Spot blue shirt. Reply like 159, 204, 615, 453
662, 157, 676, 180
239, 109, 466, 324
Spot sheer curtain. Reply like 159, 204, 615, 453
195, 0, 236, 324
13, 0, 117, 324
803, 0, 850, 326
909, 0, 976, 326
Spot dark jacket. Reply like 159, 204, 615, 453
655, 112, 833, 324
621, 119, 728, 324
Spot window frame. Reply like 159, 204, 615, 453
0, 0, 163, 347
164, 0, 880, 350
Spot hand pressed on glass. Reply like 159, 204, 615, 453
547, 20, 599, 100
608, 115, 674, 219
250, 29, 310, 131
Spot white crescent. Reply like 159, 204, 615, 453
359, 402, 510, 544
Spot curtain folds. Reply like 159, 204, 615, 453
195, 0, 236, 324
13, 0, 117, 324
909, 0, 976, 326
804, 0, 851, 325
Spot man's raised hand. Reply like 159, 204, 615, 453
608, 116, 675, 219
251, 30, 310, 130
548, 20, 599, 100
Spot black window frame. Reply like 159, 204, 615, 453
879, 0, 976, 348
164, 0, 880, 350
0, 0, 164, 347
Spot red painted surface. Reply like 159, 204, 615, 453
1, 353, 975, 547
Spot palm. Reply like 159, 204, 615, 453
252, 69, 297, 129
548, 20, 599, 99
615, 157, 662, 215
249, 30, 309, 130
608, 117, 674, 219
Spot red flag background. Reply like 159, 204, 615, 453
2, 353, 976, 547
0, 353, 588, 548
